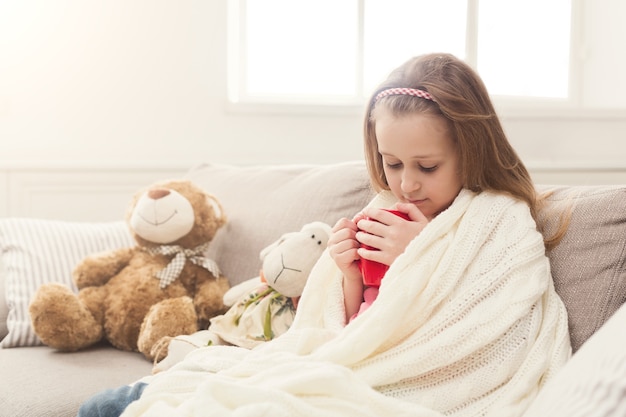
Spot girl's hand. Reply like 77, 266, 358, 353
328, 216, 367, 320
355, 203, 429, 267
327, 217, 363, 283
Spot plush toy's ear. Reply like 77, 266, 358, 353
259, 232, 299, 261
300, 221, 332, 240
206, 194, 227, 226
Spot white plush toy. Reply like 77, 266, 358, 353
152, 221, 331, 373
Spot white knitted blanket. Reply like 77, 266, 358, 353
122, 190, 571, 417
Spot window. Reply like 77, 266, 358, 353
228, 0, 574, 108
475, 0, 572, 99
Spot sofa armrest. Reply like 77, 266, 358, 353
522, 302, 626, 417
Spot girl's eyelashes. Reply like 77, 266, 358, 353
419, 165, 438, 173
385, 162, 402, 169
383, 161, 438, 172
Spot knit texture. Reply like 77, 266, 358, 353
123, 190, 571, 417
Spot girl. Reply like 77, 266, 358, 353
330, 53, 566, 322
80, 54, 571, 417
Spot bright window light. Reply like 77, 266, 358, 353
363, 0, 467, 94
477, 0, 571, 98
230, 0, 574, 105
244, 0, 357, 100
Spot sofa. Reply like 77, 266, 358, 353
1, 160, 625, 417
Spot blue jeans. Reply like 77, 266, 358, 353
77, 382, 148, 417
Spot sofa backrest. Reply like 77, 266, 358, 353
0, 162, 375, 348
1, 161, 625, 352
538, 185, 626, 351
185, 162, 626, 353
184, 161, 376, 285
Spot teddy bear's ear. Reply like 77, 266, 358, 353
205, 194, 227, 226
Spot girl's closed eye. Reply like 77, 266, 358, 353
419, 164, 438, 173
384, 161, 402, 169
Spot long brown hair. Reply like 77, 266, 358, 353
363, 53, 565, 249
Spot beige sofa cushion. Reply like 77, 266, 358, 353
0, 344, 152, 417
539, 186, 626, 352
184, 161, 375, 285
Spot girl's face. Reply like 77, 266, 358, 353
375, 110, 462, 219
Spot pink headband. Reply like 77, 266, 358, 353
374, 87, 434, 102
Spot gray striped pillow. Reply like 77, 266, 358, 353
0, 219, 134, 348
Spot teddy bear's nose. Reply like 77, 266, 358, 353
148, 189, 171, 200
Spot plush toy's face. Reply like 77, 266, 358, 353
261, 222, 331, 298
127, 180, 226, 249
130, 189, 196, 244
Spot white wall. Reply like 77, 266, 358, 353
0, 0, 625, 220
0, 0, 364, 166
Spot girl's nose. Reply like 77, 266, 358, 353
401, 172, 420, 193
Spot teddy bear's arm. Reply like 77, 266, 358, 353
73, 247, 136, 289
193, 274, 231, 323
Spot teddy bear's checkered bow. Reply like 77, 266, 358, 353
148, 242, 220, 289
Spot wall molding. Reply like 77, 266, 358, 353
0, 163, 189, 221
1, 162, 624, 221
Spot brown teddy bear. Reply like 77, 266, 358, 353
28, 179, 230, 361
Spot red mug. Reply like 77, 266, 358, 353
359, 209, 410, 287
